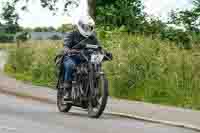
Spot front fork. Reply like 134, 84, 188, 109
88, 63, 104, 100
89, 63, 95, 98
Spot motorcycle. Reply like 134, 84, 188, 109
55, 43, 112, 118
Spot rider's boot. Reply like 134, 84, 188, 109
61, 81, 72, 101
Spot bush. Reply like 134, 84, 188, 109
48, 35, 62, 40
15, 32, 30, 42
160, 28, 192, 49
0, 33, 14, 43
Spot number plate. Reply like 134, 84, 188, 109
86, 44, 99, 49
91, 54, 104, 64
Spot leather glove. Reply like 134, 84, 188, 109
106, 52, 113, 60
70, 49, 80, 53
64, 47, 70, 54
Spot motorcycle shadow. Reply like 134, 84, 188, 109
60, 109, 113, 120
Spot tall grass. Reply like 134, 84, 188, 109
101, 32, 200, 110
4, 33, 200, 110
4, 40, 62, 87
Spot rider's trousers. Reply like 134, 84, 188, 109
63, 55, 81, 81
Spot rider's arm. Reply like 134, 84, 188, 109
64, 32, 74, 49
63, 32, 74, 53
63, 32, 80, 54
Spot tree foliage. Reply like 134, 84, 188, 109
1, 2, 19, 25
5, 0, 200, 48
168, 0, 200, 32
9, 0, 145, 33
167, 0, 200, 46
33, 27, 57, 32
169, 10, 199, 32
0, 1, 21, 34
96, 0, 144, 32
57, 24, 73, 32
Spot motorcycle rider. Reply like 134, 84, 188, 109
62, 15, 99, 99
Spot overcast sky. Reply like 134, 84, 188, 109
0, 0, 193, 28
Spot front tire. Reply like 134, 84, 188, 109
57, 88, 72, 112
88, 75, 108, 118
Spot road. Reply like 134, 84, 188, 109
0, 93, 198, 133
0, 50, 7, 71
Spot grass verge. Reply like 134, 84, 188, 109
3, 32, 200, 110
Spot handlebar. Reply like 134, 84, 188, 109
62, 47, 112, 62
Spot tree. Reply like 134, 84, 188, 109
88, 0, 96, 19
47, 26, 56, 32
4, 24, 22, 34
0, 2, 20, 34
143, 17, 166, 38
11, 0, 145, 33
193, 0, 200, 27
168, 10, 179, 25
193, 0, 200, 11
23, 27, 33, 32
33, 27, 56, 32
96, 0, 144, 32
178, 10, 198, 31
1, 2, 19, 25
57, 24, 73, 33
33, 27, 43, 32
168, 0, 200, 32
12, 0, 96, 19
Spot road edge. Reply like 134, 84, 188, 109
0, 87, 200, 132
0, 88, 56, 104
106, 112, 200, 132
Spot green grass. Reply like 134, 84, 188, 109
102, 32, 200, 110
3, 40, 62, 88
0, 43, 15, 49
3, 33, 200, 110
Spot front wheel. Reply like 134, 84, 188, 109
57, 88, 72, 112
88, 75, 109, 118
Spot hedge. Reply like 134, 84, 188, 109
0, 33, 14, 43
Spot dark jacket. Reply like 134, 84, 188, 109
64, 30, 100, 49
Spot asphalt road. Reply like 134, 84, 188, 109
0, 93, 198, 133
0, 50, 7, 71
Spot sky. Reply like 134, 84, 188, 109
143, 0, 193, 20
0, 0, 194, 28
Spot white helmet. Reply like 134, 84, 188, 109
76, 15, 95, 37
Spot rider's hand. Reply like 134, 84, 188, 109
64, 47, 70, 54
70, 49, 80, 53
104, 51, 113, 60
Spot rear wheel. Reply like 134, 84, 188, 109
88, 75, 108, 118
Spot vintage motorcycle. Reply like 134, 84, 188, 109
55, 42, 112, 118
